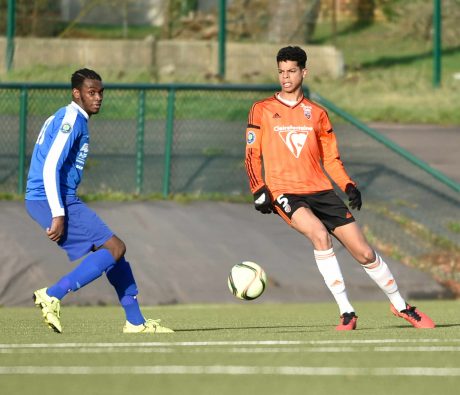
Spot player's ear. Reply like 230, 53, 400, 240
72, 88, 81, 100
302, 68, 308, 78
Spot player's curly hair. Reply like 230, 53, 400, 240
71, 68, 102, 89
276, 46, 307, 69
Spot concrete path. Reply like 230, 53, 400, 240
0, 200, 449, 307
370, 123, 459, 183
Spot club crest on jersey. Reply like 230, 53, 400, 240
247, 130, 256, 145
60, 122, 72, 133
300, 104, 312, 120
275, 125, 311, 158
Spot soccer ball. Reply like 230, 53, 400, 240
227, 261, 267, 300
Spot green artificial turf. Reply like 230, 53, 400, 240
1, 300, 459, 395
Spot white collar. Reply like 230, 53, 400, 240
70, 101, 89, 120
276, 93, 300, 106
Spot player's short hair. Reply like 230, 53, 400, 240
71, 68, 102, 89
276, 46, 307, 69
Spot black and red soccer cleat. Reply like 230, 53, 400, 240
335, 312, 358, 331
390, 304, 435, 329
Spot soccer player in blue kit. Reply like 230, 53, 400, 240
25, 68, 173, 334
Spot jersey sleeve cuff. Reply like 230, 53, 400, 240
51, 207, 65, 217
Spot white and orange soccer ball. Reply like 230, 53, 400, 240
227, 261, 267, 300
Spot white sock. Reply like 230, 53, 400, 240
314, 248, 354, 315
363, 252, 407, 312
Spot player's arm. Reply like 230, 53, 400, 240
43, 116, 80, 239
244, 102, 273, 214
317, 112, 362, 210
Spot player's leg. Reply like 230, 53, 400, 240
26, 199, 64, 332
45, 199, 118, 300
333, 222, 407, 309
274, 195, 356, 330
105, 255, 173, 334
333, 222, 435, 328
27, 198, 117, 332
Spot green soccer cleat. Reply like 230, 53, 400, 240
123, 318, 174, 334
33, 288, 62, 333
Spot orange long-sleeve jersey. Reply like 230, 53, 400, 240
245, 94, 355, 198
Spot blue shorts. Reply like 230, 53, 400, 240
25, 196, 114, 262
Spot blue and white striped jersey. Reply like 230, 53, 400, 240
25, 101, 90, 217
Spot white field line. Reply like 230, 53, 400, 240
1, 339, 460, 354
2, 346, 460, 354
1, 365, 460, 376
1, 338, 460, 349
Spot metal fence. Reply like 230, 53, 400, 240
0, 83, 283, 197
1, 83, 459, 289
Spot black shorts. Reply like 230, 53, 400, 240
273, 190, 355, 232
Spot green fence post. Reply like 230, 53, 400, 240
162, 88, 176, 197
432, 0, 442, 88
218, 0, 226, 79
6, 0, 16, 72
135, 89, 146, 194
18, 86, 28, 195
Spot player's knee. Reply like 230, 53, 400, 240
105, 236, 126, 262
113, 240, 127, 261
357, 247, 375, 265
308, 228, 331, 248
292, 222, 329, 244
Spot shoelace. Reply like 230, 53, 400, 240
41, 300, 61, 318
341, 312, 356, 325
402, 306, 421, 322
145, 319, 162, 327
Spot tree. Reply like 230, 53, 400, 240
356, 0, 375, 25
0, 0, 60, 37
268, 0, 322, 43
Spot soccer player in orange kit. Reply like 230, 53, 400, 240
244, 46, 435, 330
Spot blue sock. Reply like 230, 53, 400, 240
120, 295, 144, 325
106, 257, 144, 325
47, 249, 116, 300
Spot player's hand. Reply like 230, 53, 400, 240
253, 185, 274, 214
345, 184, 362, 211
46, 216, 65, 242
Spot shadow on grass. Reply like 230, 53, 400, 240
173, 324, 330, 332
383, 323, 460, 330
311, 21, 374, 45
358, 46, 460, 70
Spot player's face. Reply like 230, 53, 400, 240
277, 60, 307, 94
72, 79, 104, 116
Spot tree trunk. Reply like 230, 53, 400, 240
356, 0, 375, 25
304, 0, 321, 42
268, 0, 305, 44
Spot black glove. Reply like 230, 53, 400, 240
253, 185, 274, 214
345, 183, 362, 211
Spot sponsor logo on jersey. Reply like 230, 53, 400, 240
76, 143, 89, 166
247, 130, 256, 144
300, 104, 312, 120
273, 113, 281, 118
80, 143, 89, 153
274, 125, 312, 158
60, 122, 72, 133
